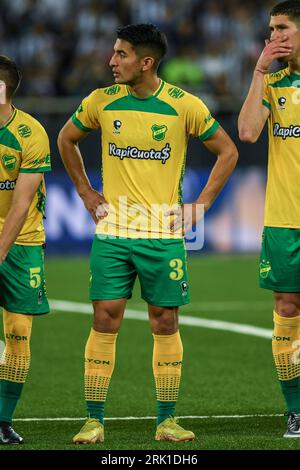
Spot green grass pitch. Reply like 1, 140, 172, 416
1, 254, 300, 451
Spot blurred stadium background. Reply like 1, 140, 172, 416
1, 0, 278, 254
2, 0, 296, 451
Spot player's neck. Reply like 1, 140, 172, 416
289, 57, 300, 74
128, 76, 161, 99
0, 103, 14, 127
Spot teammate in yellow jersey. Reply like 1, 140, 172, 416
58, 24, 238, 443
239, 0, 300, 438
0, 56, 51, 444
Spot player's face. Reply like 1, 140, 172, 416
109, 39, 144, 85
269, 15, 300, 62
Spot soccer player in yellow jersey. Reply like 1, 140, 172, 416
0, 56, 51, 444
58, 24, 238, 443
239, 0, 300, 438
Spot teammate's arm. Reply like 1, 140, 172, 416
57, 120, 107, 223
238, 36, 292, 143
0, 173, 42, 263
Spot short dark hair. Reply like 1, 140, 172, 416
116, 24, 168, 68
0, 55, 22, 100
270, 0, 300, 22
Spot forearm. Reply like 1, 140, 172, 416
195, 151, 237, 212
58, 138, 92, 197
238, 70, 266, 143
0, 205, 29, 261
58, 131, 107, 222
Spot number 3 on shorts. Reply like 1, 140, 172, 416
169, 258, 184, 281
29, 267, 41, 288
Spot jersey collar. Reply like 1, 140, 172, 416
126, 80, 165, 100
0, 106, 17, 130
288, 66, 300, 82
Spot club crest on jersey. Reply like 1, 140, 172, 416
277, 96, 286, 110
113, 120, 122, 134
2, 154, 17, 171
151, 124, 168, 141
259, 260, 271, 279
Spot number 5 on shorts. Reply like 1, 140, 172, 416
29, 267, 41, 288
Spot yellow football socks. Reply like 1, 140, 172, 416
152, 331, 183, 424
272, 311, 300, 413
0, 310, 32, 423
84, 328, 117, 423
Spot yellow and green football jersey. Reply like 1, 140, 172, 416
72, 80, 219, 237
263, 67, 300, 228
0, 107, 51, 245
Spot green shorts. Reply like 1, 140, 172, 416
90, 236, 190, 306
0, 244, 49, 315
259, 226, 300, 292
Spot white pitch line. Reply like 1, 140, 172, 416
49, 299, 272, 339
14, 413, 283, 422
186, 300, 272, 311
138, 300, 273, 312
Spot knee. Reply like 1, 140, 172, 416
93, 315, 118, 333
275, 295, 300, 317
149, 307, 178, 335
4, 312, 32, 341
92, 300, 125, 333
7, 323, 29, 338
93, 309, 121, 333
277, 302, 299, 317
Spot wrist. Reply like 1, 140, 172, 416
255, 67, 268, 75
78, 185, 92, 198
0, 244, 8, 263
194, 200, 210, 213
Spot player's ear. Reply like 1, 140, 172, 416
142, 56, 155, 72
0, 80, 7, 104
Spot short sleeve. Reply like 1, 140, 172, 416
72, 90, 100, 132
186, 97, 219, 141
20, 125, 51, 173
262, 75, 271, 110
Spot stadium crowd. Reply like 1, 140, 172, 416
1, 0, 277, 108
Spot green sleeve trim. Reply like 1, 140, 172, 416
20, 166, 51, 173
198, 120, 219, 141
71, 114, 93, 132
262, 99, 271, 110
